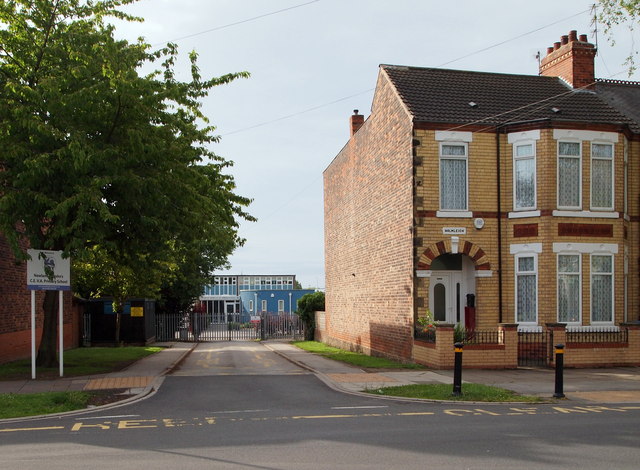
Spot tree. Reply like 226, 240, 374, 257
296, 291, 324, 341
0, 0, 252, 364
596, 0, 640, 75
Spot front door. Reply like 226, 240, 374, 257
430, 272, 463, 325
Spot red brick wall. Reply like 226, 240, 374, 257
0, 234, 80, 363
323, 68, 415, 361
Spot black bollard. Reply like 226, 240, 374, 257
553, 344, 565, 398
452, 342, 464, 396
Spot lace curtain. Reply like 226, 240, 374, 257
515, 158, 535, 209
592, 144, 613, 209
440, 158, 466, 210
591, 255, 613, 322
516, 257, 536, 323
558, 255, 580, 323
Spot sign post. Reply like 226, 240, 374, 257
26, 250, 71, 379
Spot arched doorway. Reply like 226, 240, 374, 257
429, 253, 475, 325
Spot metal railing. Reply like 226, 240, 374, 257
460, 329, 503, 345
566, 327, 628, 344
155, 313, 304, 342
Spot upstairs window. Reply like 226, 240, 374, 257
440, 143, 468, 211
591, 143, 614, 210
558, 141, 581, 209
514, 142, 536, 210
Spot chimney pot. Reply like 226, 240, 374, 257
540, 30, 596, 90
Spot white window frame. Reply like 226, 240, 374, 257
557, 140, 582, 210
590, 254, 614, 325
439, 142, 469, 211
557, 253, 582, 325
249, 300, 254, 313
513, 140, 537, 211
278, 300, 285, 313
261, 299, 267, 312
590, 142, 615, 211
514, 252, 538, 327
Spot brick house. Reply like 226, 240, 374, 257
322, 31, 640, 367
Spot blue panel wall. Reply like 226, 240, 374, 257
239, 289, 315, 316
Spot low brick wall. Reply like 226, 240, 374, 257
412, 323, 640, 369
561, 324, 640, 368
413, 324, 518, 369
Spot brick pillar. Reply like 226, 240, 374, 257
621, 322, 640, 365
499, 323, 519, 368
434, 323, 455, 369
545, 323, 567, 366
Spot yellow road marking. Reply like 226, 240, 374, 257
0, 426, 64, 433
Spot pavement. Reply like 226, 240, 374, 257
1, 341, 640, 414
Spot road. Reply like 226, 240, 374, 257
1, 342, 639, 469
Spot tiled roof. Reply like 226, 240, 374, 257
381, 65, 637, 132
595, 80, 640, 133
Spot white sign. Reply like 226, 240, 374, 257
442, 227, 466, 235
27, 249, 71, 291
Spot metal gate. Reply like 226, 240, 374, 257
517, 330, 552, 367
155, 313, 304, 342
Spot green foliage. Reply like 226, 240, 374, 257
0, 0, 253, 361
366, 383, 544, 402
295, 291, 324, 339
293, 341, 424, 369
0, 391, 92, 419
0, 346, 162, 379
596, 0, 640, 75
296, 291, 325, 321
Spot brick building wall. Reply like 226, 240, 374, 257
415, 126, 638, 330
0, 233, 80, 363
323, 70, 415, 361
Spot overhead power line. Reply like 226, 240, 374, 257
153, 0, 321, 46
221, 8, 592, 137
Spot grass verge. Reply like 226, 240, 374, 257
366, 383, 544, 402
0, 391, 93, 419
0, 346, 163, 380
292, 341, 424, 369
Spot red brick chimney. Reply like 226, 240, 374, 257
539, 30, 596, 89
350, 109, 364, 136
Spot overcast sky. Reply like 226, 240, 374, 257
113, 0, 639, 289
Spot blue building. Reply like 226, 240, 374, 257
199, 275, 315, 323
239, 289, 315, 320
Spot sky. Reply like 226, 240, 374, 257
112, 0, 639, 289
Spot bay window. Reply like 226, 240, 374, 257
591, 254, 613, 323
558, 141, 581, 209
591, 143, 614, 210
514, 142, 536, 210
557, 254, 581, 323
516, 255, 537, 324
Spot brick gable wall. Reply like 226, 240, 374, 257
323, 70, 415, 361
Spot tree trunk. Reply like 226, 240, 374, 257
36, 290, 58, 367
